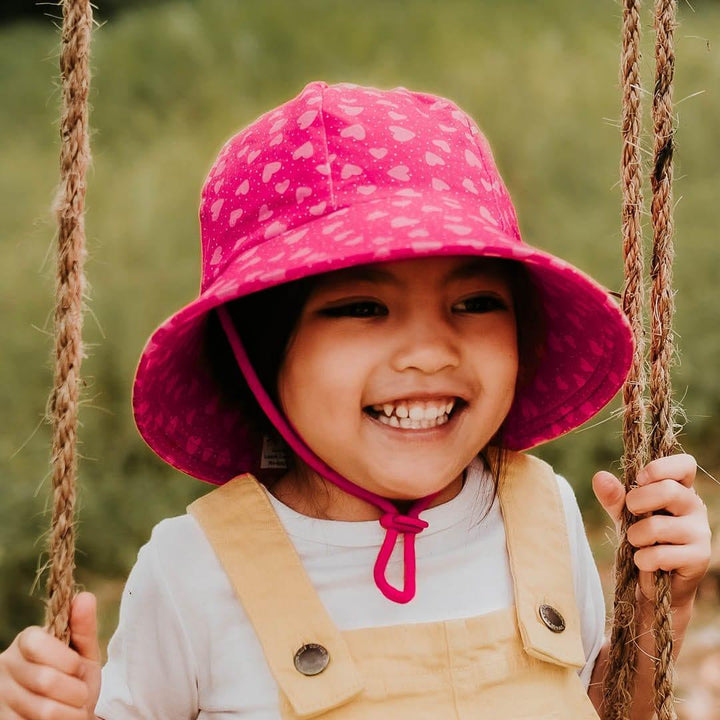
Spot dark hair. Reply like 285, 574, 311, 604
204, 275, 316, 447
203, 259, 545, 499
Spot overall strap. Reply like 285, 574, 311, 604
498, 451, 587, 668
188, 475, 363, 718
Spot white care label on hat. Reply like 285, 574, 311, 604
260, 435, 288, 470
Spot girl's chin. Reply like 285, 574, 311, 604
357, 464, 467, 502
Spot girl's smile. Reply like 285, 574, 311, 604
274, 256, 519, 516
366, 396, 460, 430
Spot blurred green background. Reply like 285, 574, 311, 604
2, 0, 719, 673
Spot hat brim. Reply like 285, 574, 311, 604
133, 192, 633, 483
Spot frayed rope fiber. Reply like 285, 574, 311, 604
45, 0, 92, 644
648, 2, 680, 718
604, 1, 680, 719
603, 0, 646, 716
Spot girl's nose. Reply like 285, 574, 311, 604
389, 315, 461, 375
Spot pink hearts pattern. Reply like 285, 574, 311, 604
389, 126, 416, 142
196, 80, 530, 293
292, 141, 314, 160
134, 81, 633, 484
340, 124, 366, 140
262, 162, 281, 183
387, 165, 410, 182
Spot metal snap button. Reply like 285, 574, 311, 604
293, 643, 330, 676
539, 604, 566, 633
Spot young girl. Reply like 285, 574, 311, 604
0, 81, 711, 720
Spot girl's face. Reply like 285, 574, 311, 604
277, 256, 519, 501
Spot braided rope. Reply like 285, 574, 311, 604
604, 1, 646, 717
648, 1, 679, 717
45, 0, 93, 644
606, 0, 679, 717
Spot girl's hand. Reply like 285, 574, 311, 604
0, 592, 101, 719
592, 453, 712, 609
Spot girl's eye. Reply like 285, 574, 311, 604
453, 295, 508, 313
320, 301, 388, 318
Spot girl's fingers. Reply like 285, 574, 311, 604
3, 680, 88, 720
14, 627, 83, 678
626, 478, 703, 517
69, 592, 100, 664
634, 543, 709, 577
0, 706, 23, 720
626, 513, 709, 549
636, 453, 697, 489
0, 698, 24, 720
591, 471, 626, 530
4, 654, 89, 709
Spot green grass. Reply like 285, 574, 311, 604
2, 0, 720, 644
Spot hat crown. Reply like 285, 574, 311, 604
199, 81, 520, 291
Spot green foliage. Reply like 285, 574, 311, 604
2, 0, 719, 645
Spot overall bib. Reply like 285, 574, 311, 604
189, 452, 601, 719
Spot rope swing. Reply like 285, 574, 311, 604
42, 1, 683, 716
605, 1, 680, 718
45, 0, 93, 644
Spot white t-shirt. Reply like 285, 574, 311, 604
96, 458, 606, 719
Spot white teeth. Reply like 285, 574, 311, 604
368, 397, 460, 427
376, 411, 451, 430
409, 405, 423, 420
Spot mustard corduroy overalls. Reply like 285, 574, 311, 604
189, 452, 601, 719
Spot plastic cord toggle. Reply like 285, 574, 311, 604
373, 512, 430, 604
379, 513, 429, 534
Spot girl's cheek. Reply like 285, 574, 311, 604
278, 331, 361, 418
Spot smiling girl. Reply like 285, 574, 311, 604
0, 81, 710, 720
268, 258, 519, 506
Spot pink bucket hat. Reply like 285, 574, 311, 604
133, 79, 632, 488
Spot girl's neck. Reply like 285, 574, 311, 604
269, 466, 465, 522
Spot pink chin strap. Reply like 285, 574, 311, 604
217, 305, 439, 604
